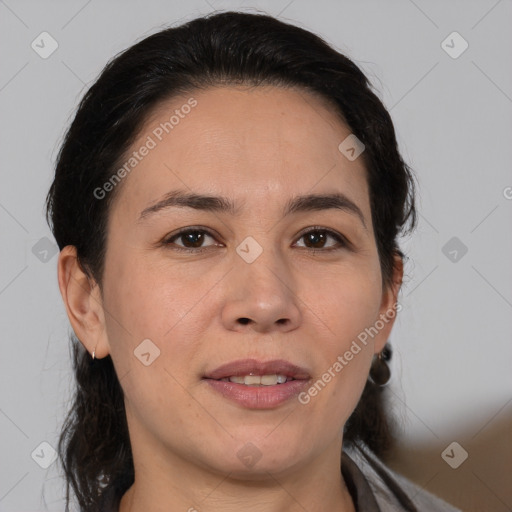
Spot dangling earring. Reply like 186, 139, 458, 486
91, 346, 96, 361
369, 342, 392, 386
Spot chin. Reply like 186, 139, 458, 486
218, 457, 305, 481
202, 437, 312, 480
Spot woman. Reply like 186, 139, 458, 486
46, 11, 461, 512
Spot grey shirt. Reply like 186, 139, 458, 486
98, 443, 461, 511
343, 443, 461, 511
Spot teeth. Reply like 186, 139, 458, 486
245, 375, 262, 385
227, 374, 289, 386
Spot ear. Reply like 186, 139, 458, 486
373, 252, 404, 354
57, 245, 110, 359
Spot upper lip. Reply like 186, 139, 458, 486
204, 359, 311, 380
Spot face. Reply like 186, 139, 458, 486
87, 85, 400, 478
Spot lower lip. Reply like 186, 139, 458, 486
204, 379, 310, 409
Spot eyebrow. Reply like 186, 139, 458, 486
139, 189, 367, 229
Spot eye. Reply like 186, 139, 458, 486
162, 226, 349, 253
163, 228, 221, 252
294, 227, 349, 251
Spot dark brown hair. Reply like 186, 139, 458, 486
46, 10, 417, 511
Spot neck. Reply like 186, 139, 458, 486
119, 438, 355, 512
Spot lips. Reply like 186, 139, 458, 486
202, 358, 312, 409
203, 358, 311, 381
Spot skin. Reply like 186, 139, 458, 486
58, 85, 403, 512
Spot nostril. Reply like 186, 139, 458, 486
238, 317, 251, 325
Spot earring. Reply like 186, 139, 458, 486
369, 342, 392, 386
91, 346, 96, 361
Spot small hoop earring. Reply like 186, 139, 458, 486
369, 342, 392, 386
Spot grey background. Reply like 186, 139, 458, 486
1, 0, 511, 511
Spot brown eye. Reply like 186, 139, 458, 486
164, 229, 219, 251
295, 228, 348, 251
178, 231, 207, 248
303, 231, 328, 249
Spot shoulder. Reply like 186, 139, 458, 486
343, 442, 462, 512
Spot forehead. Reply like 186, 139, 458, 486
111, 85, 370, 220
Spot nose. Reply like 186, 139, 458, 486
221, 245, 302, 334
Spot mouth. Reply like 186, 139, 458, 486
202, 359, 311, 409
203, 358, 311, 382
218, 374, 292, 386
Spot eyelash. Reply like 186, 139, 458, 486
162, 226, 350, 253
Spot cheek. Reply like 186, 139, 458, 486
301, 262, 382, 345
99, 254, 208, 426
296, 266, 382, 417
100, 248, 218, 369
